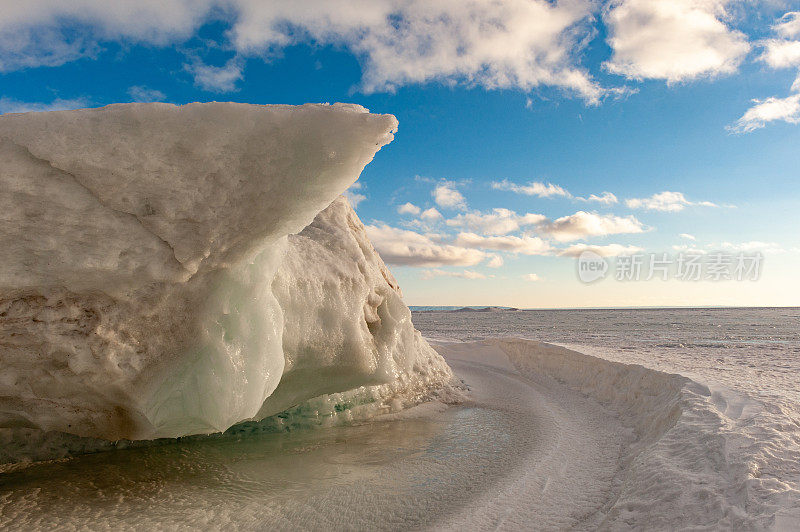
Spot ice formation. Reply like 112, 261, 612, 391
0, 102, 454, 449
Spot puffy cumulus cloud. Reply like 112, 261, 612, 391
759, 39, 800, 69
421, 269, 487, 280
432, 182, 467, 210
230, 0, 608, 101
455, 232, 553, 255
492, 179, 572, 198
365, 224, 485, 267
736, 12, 800, 134
367, 215, 649, 268
603, 0, 750, 82
397, 202, 421, 215
625, 191, 718, 211
522, 273, 541, 281
127, 85, 166, 102
539, 211, 646, 241
759, 13, 800, 69
774, 11, 800, 39
487, 254, 504, 268
0, 97, 90, 114
0, 0, 213, 71
743, 12, 800, 133
185, 57, 244, 92
557, 243, 644, 257
0, 0, 613, 102
446, 208, 546, 236
420, 207, 444, 221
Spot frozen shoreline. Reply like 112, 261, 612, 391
1, 338, 798, 529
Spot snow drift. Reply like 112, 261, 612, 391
0, 102, 454, 452
478, 338, 794, 530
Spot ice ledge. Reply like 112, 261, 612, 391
0, 103, 452, 450
0, 102, 398, 292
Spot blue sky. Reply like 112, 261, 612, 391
2, 1, 799, 307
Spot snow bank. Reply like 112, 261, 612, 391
487, 338, 789, 530
0, 103, 454, 456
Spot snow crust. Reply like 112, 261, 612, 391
0, 102, 453, 451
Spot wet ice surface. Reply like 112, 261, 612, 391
0, 347, 627, 531
3, 307, 799, 530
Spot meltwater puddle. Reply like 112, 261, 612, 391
1, 342, 629, 531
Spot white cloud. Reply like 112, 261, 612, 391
758, 13, 800, 69
432, 182, 467, 210
487, 254, 504, 268
185, 57, 243, 92
539, 211, 646, 241
422, 269, 487, 280
625, 191, 718, 211
558, 243, 644, 257
343, 192, 367, 207
578, 191, 618, 205
420, 207, 444, 221
0, 97, 89, 114
774, 11, 800, 39
759, 39, 800, 69
603, 0, 750, 82
679, 233, 697, 240
492, 179, 571, 198
737, 13, 800, 134
127, 85, 165, 102
728, 91, 800, 133
522, 273, 541, 282
0, 0, 615, 102
455, 232, 553, 255
343, 184, 367, 207
365, 224, 485, 267
446, 208, 546, 235
0, 1, 211, 71
492, 180, 618, 205
230, 0, 609, 102
397, 202, 421, 215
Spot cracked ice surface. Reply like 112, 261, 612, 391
0, 103, 453, 452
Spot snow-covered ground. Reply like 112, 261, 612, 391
414, 308, 800, 530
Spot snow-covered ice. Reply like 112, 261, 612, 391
0, 102, 454, 455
